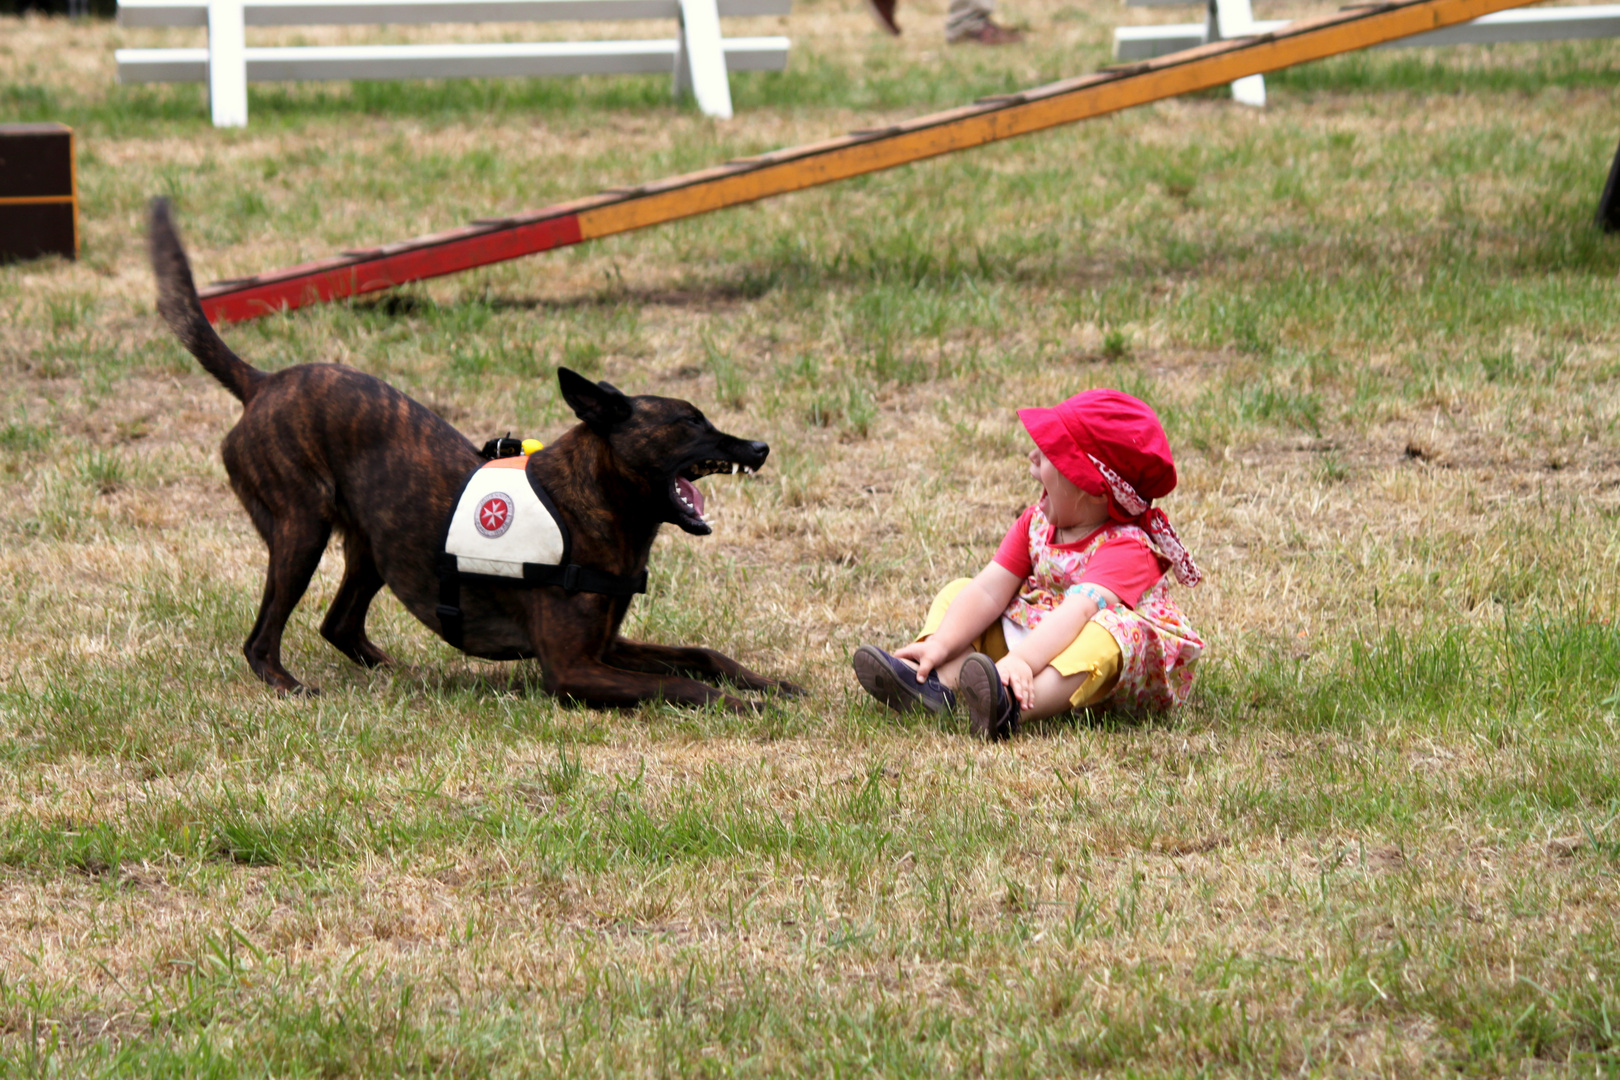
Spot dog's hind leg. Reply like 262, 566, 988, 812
244, 516, 332, 694
606, 641, 806, 697
320, 531, 395, 669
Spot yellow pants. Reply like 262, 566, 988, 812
918, 578, 1123, 709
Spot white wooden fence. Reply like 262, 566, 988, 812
1114, 0, 1620, 106
116, 0, 791, 125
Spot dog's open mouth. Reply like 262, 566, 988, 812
671, 458, 755, 533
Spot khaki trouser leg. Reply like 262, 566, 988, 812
1052, 620, 1123, 709
916, 578, 1009, 659
946, 0, 995, 39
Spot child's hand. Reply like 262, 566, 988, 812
894, 640, 949, 682
996, 655, 1035, 709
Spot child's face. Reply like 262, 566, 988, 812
1029, 446, 1109, 529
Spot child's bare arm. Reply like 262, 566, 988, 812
894, 563, 1021, 681
997, 585, 1119, 707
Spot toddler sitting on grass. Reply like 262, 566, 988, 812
852, 389, 1205, 739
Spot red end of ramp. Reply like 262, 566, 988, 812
199, 213, 584, 323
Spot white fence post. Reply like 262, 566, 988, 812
117, 0, 794, 124
1208, 0, 1265, 106
207, 0, 249, 127
677, 0, 732, 118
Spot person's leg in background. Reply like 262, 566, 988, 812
864, 0, 1023, 43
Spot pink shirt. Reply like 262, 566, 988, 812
992, 507, 1168, 609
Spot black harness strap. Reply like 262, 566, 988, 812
522, 562, 649, 595
436, 556, 648, 652
436, 456, 649, 652
436, 557, 467, 651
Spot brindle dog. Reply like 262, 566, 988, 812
149, 199, 802, 711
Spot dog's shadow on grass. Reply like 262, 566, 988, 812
388, 661, 545, 698
303, 658, 545, 704
326, 658, 815, 738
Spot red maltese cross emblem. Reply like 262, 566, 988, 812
474, 492, 515, 538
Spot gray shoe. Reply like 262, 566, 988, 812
852, 645, 956, 715
947, 19, 1022, 43
958, 652, 1021, 741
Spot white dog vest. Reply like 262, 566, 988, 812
444, 456, 566, 579
436, 454, 649, 650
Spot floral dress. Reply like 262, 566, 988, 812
1004, 507, 1204, 712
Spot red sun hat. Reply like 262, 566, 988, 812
1017, 389, 1202, 586
1018, 389, 1177, 503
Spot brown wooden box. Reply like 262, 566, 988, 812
0, 123, 78, 263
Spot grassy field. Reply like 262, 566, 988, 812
3, 2, 1620, 1074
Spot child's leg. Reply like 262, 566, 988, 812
1021, 620, 1122, 721
1020, 666, 1092, 722
915, 578, 1009, 690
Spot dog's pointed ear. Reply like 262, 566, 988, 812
558, 367, 633, 430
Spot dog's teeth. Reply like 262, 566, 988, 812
732, 462, 740, 475
743, 466, 754, 475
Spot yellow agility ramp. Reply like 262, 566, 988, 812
199, 0, 1542, 323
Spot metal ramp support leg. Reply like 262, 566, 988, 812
1598, 136, 1620, 232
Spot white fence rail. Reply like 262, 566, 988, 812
118, 0, 788, 27
116, 0, 791, 125
1114, 0, 1620, 104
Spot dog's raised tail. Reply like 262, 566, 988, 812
148, 198, 265, 404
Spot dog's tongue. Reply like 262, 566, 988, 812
677, 476, 705, 517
